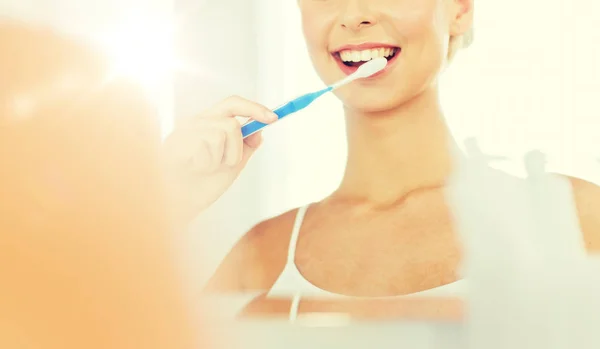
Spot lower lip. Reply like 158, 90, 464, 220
333, 49, 401, 78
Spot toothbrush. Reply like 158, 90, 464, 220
241, 57, 388, 138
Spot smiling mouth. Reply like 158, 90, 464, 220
334, 47, 400, 68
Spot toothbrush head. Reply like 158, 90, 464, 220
329, 57, 388, 90
353, 57, 388, 79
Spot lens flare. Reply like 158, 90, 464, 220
97, 18, 178, 88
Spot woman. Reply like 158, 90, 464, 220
0, 22, 208, 348
165, 0, 600, 302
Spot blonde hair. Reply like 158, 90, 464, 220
448, 28, 474, 61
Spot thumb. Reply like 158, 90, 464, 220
243, 131, 262, 149
238, 132, 263, 168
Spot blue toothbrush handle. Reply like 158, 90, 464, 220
241, 87, 332, 138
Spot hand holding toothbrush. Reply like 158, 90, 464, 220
162, 95, 278, 222
241, 57, 388, 138
162, 58, 388, 223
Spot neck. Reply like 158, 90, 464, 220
335, 86, 459, 208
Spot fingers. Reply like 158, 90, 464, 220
190, 130, 224, 173
170, 96, 271, 175
190, 119, 261, 173
244, 131, 262, 149
220, 118, 244, 167
236, 132, 263, 169
203, 95, 278, 124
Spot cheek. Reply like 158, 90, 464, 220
380, 1, 444, 42
301, 14, 329, 53
301, 14, 337, 83
384, 5, 448, 72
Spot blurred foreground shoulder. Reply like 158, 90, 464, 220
203, 207, 302, 293
567, 175, 600, 252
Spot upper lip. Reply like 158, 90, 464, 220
331, 42, 400, 53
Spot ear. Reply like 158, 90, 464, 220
449, 0, 474, 37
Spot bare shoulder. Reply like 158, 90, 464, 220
561, 174, 600, 251
483, 168, 600, 252
203, 207, 302, 293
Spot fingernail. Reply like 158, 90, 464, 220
265, 111, 278, 122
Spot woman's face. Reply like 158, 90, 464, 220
298, 0, 472, 113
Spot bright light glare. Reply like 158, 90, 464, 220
95, 17, 178, 137
97, 18, 178, 89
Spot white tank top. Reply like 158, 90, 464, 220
265, 162, 587, 322
267, 204, 466, 321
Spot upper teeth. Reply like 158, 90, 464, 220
339, 48, 397, 62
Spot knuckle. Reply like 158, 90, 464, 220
215, 129, 228, 142
191, 144, 211, 171
197, 140, 212, 158
224, 95, 243, 104
198, 138, 211, 150
207, 131, 228, 153
225, 117, 241, 131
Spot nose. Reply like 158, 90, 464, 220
339, 0, 377, 32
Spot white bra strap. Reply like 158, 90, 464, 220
287, 205, 309, 264
289, 293, 301, 323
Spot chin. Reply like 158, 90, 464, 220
335, 85, 426, 115
343, 99, 404, 114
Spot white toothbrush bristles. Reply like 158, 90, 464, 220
354, 57, 388, 79
330, 57, 388, 90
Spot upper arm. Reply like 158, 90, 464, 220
203, 209, 298, 293
569, 176, 600, 252
203, 226, 264, 293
